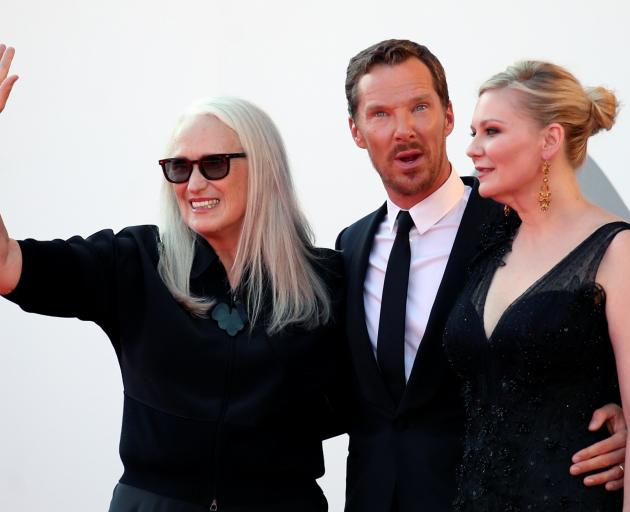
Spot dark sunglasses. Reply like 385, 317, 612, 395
159, 153, 247, 183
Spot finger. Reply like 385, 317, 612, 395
0, 213, 10, 264
0, 213, 7, 239
580, 464, 625, 487
605, 478, 624, 491
0, 214, 9, 262
0, 74, 18, 113
588, 404, 621, 431
588, 407, 609, 431
572, 433, 626, 462
571, 447, 625, 474
0, 46, 15, 82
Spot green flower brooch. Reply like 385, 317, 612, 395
211, 301, 247, 336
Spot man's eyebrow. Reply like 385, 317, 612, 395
364, 95, 434, 111
410, 94, 433, 102
363, 100, 393, 112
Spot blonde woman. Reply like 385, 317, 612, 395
444, 61, 629, 510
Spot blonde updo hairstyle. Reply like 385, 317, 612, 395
479, 61, 618, 168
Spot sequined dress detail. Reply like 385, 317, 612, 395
443, 220, 629, 511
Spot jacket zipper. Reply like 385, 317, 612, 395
209, 335, 237, 511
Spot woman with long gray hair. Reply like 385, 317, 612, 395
0, 45, 346, 512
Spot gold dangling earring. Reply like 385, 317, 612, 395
538, 160, 551, 212
503, 205, 511, 217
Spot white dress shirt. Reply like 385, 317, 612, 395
364, 170, 472, 381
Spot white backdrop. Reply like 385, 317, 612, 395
1, 1, 629, 510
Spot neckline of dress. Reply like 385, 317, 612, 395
481, 220, 628, 342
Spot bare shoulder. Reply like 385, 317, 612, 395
586, 202, 625, 226
598, 225, 630, 351
586, 202, 630, 272
597, 224, 630, 289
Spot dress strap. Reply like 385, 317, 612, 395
571, 221, 630, 284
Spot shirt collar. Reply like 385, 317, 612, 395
190, 235, 219, 279
386, 167, 465, 235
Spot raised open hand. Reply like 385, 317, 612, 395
0, 44, 19, 113
0, 43, 22, 292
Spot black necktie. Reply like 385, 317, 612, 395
377, 210, 414, 404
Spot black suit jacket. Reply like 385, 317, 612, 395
335, 177, 500, 512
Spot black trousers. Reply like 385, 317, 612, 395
109, 484, 208, 512
108, 483, 328, 512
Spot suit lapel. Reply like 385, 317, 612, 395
400, 178, 495, 411
343, 204, 398, 413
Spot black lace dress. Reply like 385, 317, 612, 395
443, 219, 629, 511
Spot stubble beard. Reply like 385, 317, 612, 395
379, 142, 446, 199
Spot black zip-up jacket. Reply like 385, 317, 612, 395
4, 225, 348, 511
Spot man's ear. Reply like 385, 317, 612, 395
541, 123, 564, 161
349, 116, 367, 149
443, 101, 455, 138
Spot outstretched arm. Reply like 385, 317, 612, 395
570, 403, 626, 490
0, 44, 22, 294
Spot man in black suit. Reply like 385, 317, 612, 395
335, 39, 627, 512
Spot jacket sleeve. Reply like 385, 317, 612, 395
315, 247, 356, 439
2, 226, 157, 336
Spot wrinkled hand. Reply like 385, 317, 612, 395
0, 44, 12, 269
570, 403, 627, 491
0, 43, 23, 295
0, 44, 18, 113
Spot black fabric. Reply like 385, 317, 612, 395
3, 225, 347, 511
377, 210, 414, 403
109, 483, 209, 512
109, 482, 328, 512
444, 220, 629, 511
336, 177, 502, 512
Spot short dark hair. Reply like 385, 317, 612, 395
345, 39, 450, 117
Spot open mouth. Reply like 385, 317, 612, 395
394, 150, 423, 166
190, 199, 220, 211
